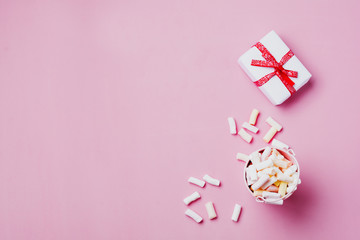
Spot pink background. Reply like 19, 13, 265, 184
1, 0, 360, 239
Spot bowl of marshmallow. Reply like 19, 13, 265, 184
244, 146, 301, 205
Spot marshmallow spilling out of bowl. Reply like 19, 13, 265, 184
245, 147, 300, 205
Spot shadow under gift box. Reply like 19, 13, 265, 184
238, 30, 312, 105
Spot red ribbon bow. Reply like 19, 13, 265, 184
251, 42, 298, 95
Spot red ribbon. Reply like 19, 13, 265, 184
251, 42, 298, 95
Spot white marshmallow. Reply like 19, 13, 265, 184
271, 138, 289, 150
246, 165, 258, 181
236, 152, 249, 162
185, 209, 203, 223
261, 176, 278, 190
262, 191, 281, 199
188, 177, 206, 188
238, 128, 253, 143
242, 122, 259, 133
261, 147, 272, 161
203, 174, 221, 186
272, 158, 289, 169
258, 167, 276, 176
255, 159, 274, 171
251, 175, 270, 191
231, 204, 242, 222
205, 202, 217, 219
183, 192, 201, 205
263, 127, 278, 143
249, 152, 261, 165
272, 166, 282, 174
266, 117, 283, 131
249, 109, 260, 125
277, 173, 293, 183
228, 117, 237, 134
284, 165, 297, 176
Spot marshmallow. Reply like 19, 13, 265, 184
205, 202, 217, 219
265, 199, 283, 205
228, 117, 237, 134
253, 190, 264, 197
247, 165, 258, 181
272, 167, 282, 174
183, 192, 201, 205
266, 117, 283, 131
266, 185, 279, 192
271, 138, 289, 150
273, 158, 291, 169
238, 128, 253, 143
185, 209, 203, 223
278, 182, 288, 197
277, 173, 293, 183
263, 127, 278, 143
255, 159, 273, 171
236, 152, 249, 162
203, 174, 221, 186
257, 167, 276, 176
232, 204, 242, 222
242, 122, 259, 133
262, 191, 281, 199
249, 109, 260, 125
261, 176, 278, 190
249, 152, 261, 165
261, 147, 272, 161
284, 165, 298, 176
188, 177, 206, 188
251, 175, 270, 191
273, 180, 281, 187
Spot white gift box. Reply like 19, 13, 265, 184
238, 31, 312, 105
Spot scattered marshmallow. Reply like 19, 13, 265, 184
261, 146, 272, 161
228, 117, 237, 135
249, 109, 260, 125
188, 177, 206, 188
271, 138, 289, 150
266, 117, 282, 131
263, 127, 278, 143
203, 174, 221, 186
205, 202, 217, 219
185, 209, 203, 223
238, 128, 253, 143
242, 122, 259, 133
231, 204, 242, 222
236, 152, 249, 162
184, 192, 201, 205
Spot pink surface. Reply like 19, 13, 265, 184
1, 0, 360, 239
